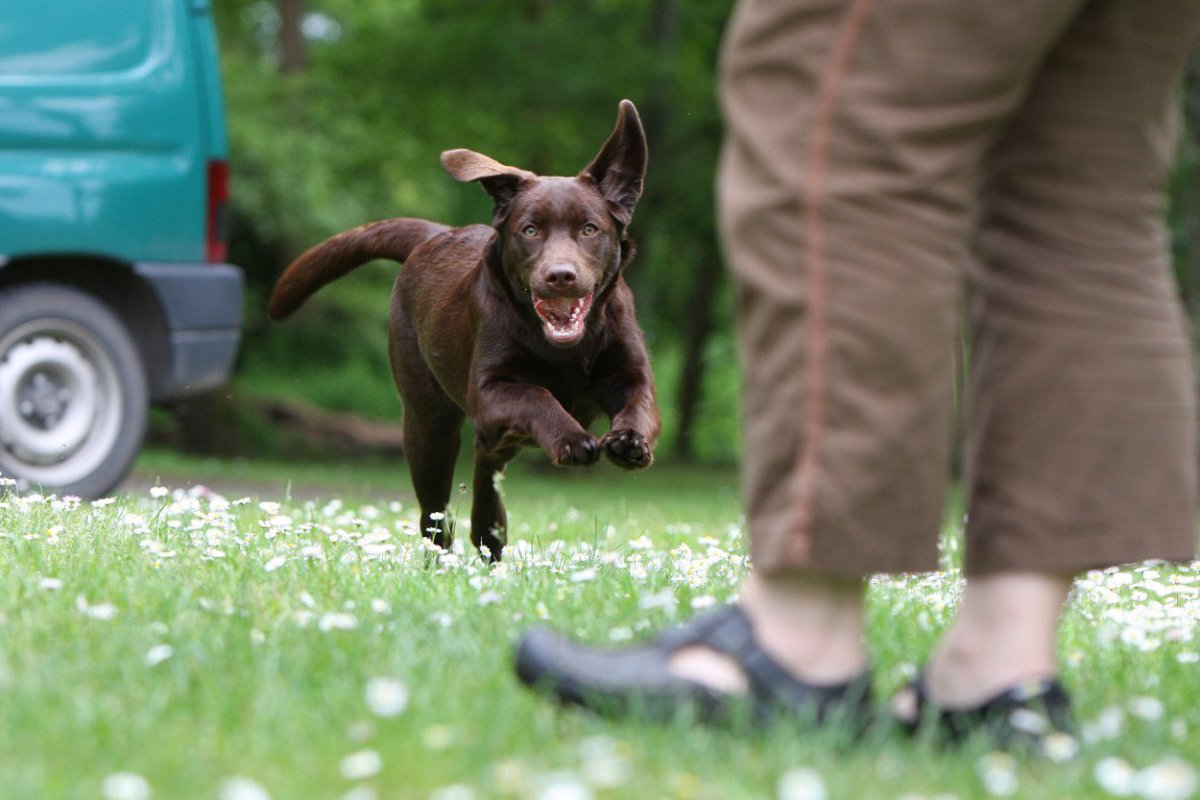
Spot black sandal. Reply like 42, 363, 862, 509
891, 671, 1073, 748
514, 605, 873, 727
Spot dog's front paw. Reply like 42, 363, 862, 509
552, 432, 601, 467
601, 429, 653, 470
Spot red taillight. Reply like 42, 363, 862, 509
206, 159, 230, 263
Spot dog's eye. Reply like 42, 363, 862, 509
521, 224, 539, 238
581, 223, 599, 236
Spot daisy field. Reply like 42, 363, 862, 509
0, 460, 1197, 800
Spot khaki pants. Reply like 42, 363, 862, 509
719, 0, 1200, 577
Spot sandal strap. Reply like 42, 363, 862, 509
661, 605, 872, 721
906, 671, 1073, 745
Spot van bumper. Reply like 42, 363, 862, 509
133, 262, 244, 400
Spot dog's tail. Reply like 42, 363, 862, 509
267, 218, 451, 320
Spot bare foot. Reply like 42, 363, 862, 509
921, 571, 1071, 709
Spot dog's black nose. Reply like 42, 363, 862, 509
544, 264, 578, 287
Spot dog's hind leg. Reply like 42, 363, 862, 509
393, 331, 464, 550
470, 444, 519, 562
404, 403, 463, 550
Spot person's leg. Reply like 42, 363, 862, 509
514, 0, 1196, 725
922, 573, 1072, 708
685, 0, 1085, 692
923, 0, 1200, 709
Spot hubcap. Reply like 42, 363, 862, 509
0, 336, 98, 464
0, 318, 122, 488
20, 368, 74, 430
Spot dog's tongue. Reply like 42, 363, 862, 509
533, 293, 593, 346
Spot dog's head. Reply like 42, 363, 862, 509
441, 100, 647, 348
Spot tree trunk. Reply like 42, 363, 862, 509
1184, 49, 1200, 318
674, 247, 723, 459
628, 0, 680, 302
279, 0, 307, 74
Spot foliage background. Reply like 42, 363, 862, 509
210, 0, 740, 463
207, 1, 1200, 466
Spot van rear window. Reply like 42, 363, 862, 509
0, 0, 155, 77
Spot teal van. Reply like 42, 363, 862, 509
0, 0, 243, 496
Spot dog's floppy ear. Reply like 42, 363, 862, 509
580, 99, 647, 228
442, 149, 536, 225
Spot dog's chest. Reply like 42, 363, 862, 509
510, 343, 600, 412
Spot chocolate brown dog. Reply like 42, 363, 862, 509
268, 100, 660, 560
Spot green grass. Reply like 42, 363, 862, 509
1, 459, 1197, 799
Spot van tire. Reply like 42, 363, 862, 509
0, 283, 148, 497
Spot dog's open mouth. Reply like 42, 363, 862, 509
532, 292, 594, 346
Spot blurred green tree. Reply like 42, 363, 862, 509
210, 1, 1198, 465
214, 0, 741, 460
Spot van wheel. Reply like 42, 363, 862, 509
0, 283, 148, 497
